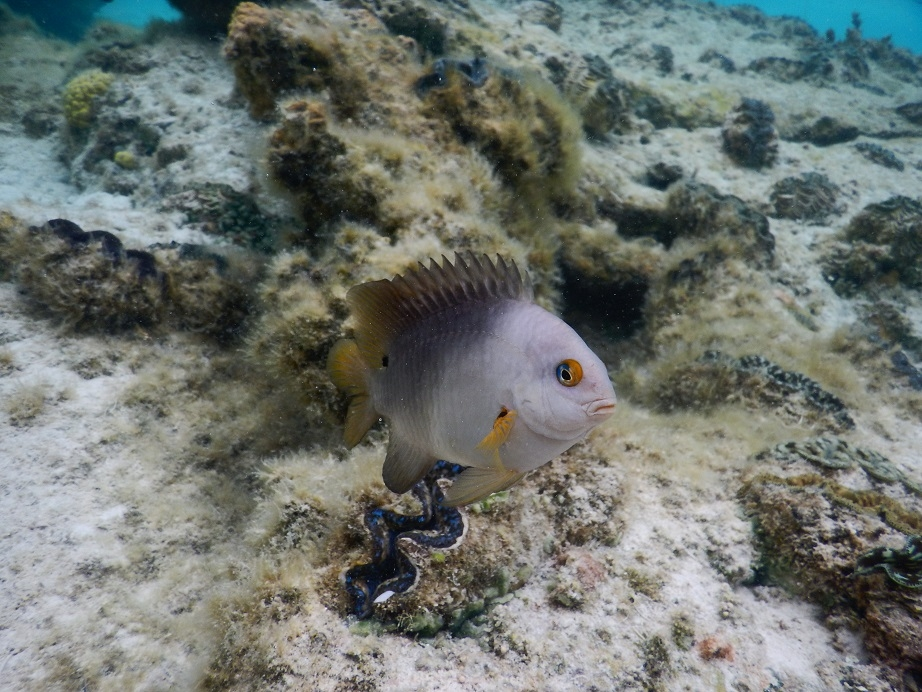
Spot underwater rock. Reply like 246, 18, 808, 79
854, 142, 905, 171
359, 0, 449, 55
650, 44, 674, 75
420, 60, 582, 206
746, 56, 809, 83
891, 351, 922, 391
822, 196, 922, 295
159, 182, 280, 251
518, 0, 563, 33
740, 454, 922, 674
769, 172, 841, 223
11, 220, 257, 337
895, 101, 922, 126
17, 219, 166, 331
224, 3, 365, 120
665, 180, 775, 264
149, 242, 257, 341
720, 98, 778, 169
549, 53, 633, 138
698, 49, 735, 73
792, 115, 860, 147
644, 162, 683, 191
267, 101, 382, 234
651, 352, 855, 431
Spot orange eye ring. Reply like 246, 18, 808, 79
555, 359, 583, 387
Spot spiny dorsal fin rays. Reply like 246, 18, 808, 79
346, 252, 532, 369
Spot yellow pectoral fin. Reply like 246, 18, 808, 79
476, 407, 517, 454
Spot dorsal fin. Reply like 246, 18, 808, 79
346, 252, 532, 368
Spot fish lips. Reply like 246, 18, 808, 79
584, 397, 617, 418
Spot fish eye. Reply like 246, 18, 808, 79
555, 359, 583, 387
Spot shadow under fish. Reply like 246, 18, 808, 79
345, 461, 468, 618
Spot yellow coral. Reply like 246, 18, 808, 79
113, 150, 138, 169
63, 69, 114, 130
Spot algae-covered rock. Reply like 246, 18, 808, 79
664, 180, 775, 265
224, 3, 365, 120
721, 98, 778, 169
822, 196, 922, 296
740, 449, 922, 674
769, 172, 841, 222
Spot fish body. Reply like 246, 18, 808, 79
328, 253, 616, 506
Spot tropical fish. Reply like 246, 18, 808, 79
327, 252, 617, 506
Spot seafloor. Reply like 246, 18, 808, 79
1, 0, 921, 690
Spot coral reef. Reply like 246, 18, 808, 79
357, 0, 449, 54
720, 98, 778, 169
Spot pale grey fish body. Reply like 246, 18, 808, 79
372, 298, 614, 472
327, 253, 617, 505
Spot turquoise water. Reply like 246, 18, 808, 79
9, 0, 922, 53
709, 0, 922, 53
98, 0, 180, 26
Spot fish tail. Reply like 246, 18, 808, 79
327, 339, 378, 448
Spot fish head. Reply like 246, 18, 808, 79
511, 309, 617, 441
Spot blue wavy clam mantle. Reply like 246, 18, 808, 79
344, 461, 468, 618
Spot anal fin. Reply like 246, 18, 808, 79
442, 466, 527, 507
383, 431, 436, 494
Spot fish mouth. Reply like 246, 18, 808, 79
585, 398, 617, 418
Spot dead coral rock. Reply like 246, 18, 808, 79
822, 196, 922, 296
149, 242, 257, 341
248, 250, 343, 416
267, 102, 381, 233
421, 65, 582, 204
159, 182, 281, 251
769, 172, 841, 223
17, 219, 166, 331
854, 142, 905, 171
740, 467, 922, 674
224, 3, 365, 120
791, 115, 859, 147
721, 98, 778, 169
895, 101, 922, 126
358, 0, 449, 54
651, 352, 855, 432
518, 0, 564, 33
665, 180, 775, 264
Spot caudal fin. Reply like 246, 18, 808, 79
327, 339, 377, 447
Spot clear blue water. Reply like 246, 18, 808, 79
97, 0, 180, 26
709, 0, 922, 54
11, 0, 922, 54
